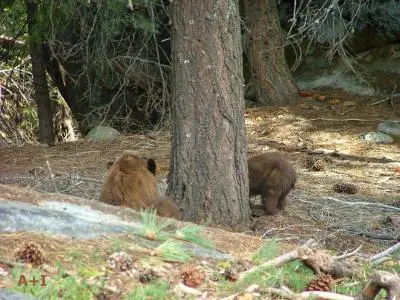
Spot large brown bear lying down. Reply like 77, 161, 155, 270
100, 151, 182, 220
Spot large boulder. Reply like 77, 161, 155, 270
377, 121, 400, 140
85, 125, 120, 142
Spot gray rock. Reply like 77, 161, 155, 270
0, 200, 231, 261
377, 121, 400, 139
85, 125, 120, 142
0, 200, 140, 239
360, 131, 394, 144
0, 290, 35, 300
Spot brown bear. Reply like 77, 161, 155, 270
99, 151, 159, 210
153, 198, 183, 220
248, 152, 297, 215
106, 156, 156, 176
100, 151, 181, 220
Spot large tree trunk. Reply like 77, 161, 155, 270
243, 0, 298, 105
167, 0, 251, 227
26, 0, 54, 144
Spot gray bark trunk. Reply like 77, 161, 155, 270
167, 0, 251, 228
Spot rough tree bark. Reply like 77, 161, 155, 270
167, 0, 251, 227
26, 0, 54, 144
243, 0, 298, 105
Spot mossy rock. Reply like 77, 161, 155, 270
85, 125, 121, 142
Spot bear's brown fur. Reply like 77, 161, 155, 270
248, 152, 297, 215
153, 198, 182, 220
99, 151, 159, 210
106, 156, 156, 176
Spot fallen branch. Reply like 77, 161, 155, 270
333, 244, 363, 260
220, 284, 260, 300
357, 270, 400, 300
369, 242, 400, 265
298, 247, 358, 278
175, 282, 202, 296
266, 287, 355, 300
239, 239, 316, 280
324, 196, 400, 212
305, 118, 383, 122
46, 160, 59, 193
235, 271, 400, 300
0, 259, 24, 269
240, 239, 360, 280
301, 149, 400, 164
370, 84, 399, 106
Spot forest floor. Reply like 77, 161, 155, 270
1, 88, 399, 258
0, 89, 399, 298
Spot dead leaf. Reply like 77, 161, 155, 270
329, 99, 341, 105
342, 100, 356, 106
299, 90, 314, 97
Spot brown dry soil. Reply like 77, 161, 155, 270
0, 89, 399, 297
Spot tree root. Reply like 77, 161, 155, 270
357, 271, 400, 300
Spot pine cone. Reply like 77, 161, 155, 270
107, 252, 133, 272
332, 182, 358, 194
14, 242, 44, 267
305, 156, 326, 171
305, 274, 334, 292
138, 271, 154, 284
221, 268, 238, 282
181, 266, 205, 288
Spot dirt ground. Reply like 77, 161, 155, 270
0, 89, 399, 257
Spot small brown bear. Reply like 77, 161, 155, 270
99, 151, 160, 210
248, 152, 297, 215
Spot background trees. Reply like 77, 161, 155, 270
242, 0, 298, 105
26, 0, 53, 144
1, 0, 171, 144
1, 0, 398, 143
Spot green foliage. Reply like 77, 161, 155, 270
20, 106, 39, 136
175, 225, 214, 249
252, 238, 280, 264
110, 237, 129, 253
139, 208, 174, 241
218, 261, 314, 296
0, 1, 27, 39
1, 0, 169, 139
153, 239, 191, 263
126, 280, 172, 300
89, 248, 105, 264
10, 266, 44, 298
10, 263, 101, 300
333, 277, 364, 296
77, 266, 104, 280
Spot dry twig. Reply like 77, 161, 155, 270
369, 242, 400, 265
239, 239, 316, 280
265, 286, 354, 300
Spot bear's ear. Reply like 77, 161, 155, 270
106, 161, 114, 169
147, 158, 156, 176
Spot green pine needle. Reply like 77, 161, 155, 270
139, 207, 174, 241
175, 225, 214, 249
153, 240, 191, 263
